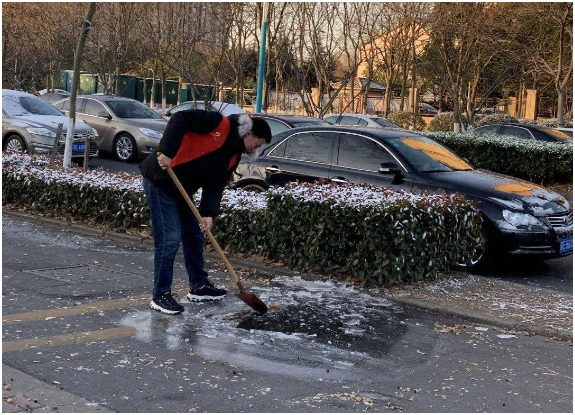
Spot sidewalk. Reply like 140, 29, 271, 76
385, 273, 573, 341
3, 208, 573, 341
2, 365, 112, 413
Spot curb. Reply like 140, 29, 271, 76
387, 295, 573, 342
2, 364, 113, 412
3, 209, 571, 341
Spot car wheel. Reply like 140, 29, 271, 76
3, 135, 26, 153
113, 133, 137, 162
240, 183, 268, 193
457, 221, 494, 274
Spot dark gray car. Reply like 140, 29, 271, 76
54, 95, 167, 161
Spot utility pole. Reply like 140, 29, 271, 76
64, 2, 97, 168
255, 2, 269, 113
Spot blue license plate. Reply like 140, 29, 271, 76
559, 236, 573, 253
73, 143, 85, 152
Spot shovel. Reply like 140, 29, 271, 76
167, 167, 267, 314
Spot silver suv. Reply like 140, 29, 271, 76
2, 89, 98, 158
54, 95, 167, 162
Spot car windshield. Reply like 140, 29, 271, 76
388, 136, 473, 172
2, 95, 64, 117
105, 100, 161, 119
292, 120, 331, 128
372, 117, 399, 128
546, 129, 573, 141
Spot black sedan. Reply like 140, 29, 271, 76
474, 123, 572, 143
251, 114, 331, 136
233, 126, 573, 271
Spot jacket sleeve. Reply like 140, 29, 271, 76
199, 178, 227, 218
158, 110, 223, 158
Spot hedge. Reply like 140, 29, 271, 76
2, 153, 483, 286
420, 131, 573, 183
387, 111, 426, 130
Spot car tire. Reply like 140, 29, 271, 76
3, 135, 26, 153
457, 220, 495, 274
113, 133, 137, 162
240, 183, 268, 193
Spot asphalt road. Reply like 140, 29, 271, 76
2, 217, 573, 412
90, 156, 574, 295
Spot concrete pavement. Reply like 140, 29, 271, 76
2, 215, 573, 412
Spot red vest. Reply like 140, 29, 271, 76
170, 116, 236, 171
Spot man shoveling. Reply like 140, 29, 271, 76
140, 110, 271, 315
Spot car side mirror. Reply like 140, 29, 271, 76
378, 162, 401, 175
98, 111, 111, 119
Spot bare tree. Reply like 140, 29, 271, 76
64, 2, 97, 168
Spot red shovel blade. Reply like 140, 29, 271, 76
236, 291, 268, 314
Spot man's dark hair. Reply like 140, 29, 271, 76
251, 117, 273, 143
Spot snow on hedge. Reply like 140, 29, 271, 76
272, 181, 463, 211
2, 153, 267, 211
422, 131, 572, 153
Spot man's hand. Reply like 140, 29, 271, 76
199, 217, 213, 234
157, 153, 172, 170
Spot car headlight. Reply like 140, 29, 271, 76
139, 127, 163, 139
91, 128, 99, 138
26, 127, 56, 138
502, 210, 541, 228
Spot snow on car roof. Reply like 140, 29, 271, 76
2, 89, 33, 97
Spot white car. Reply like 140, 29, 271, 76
164, 101, 245, 119
324, 113, 402, 129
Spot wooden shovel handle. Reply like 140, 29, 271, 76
167, 167, 245, 292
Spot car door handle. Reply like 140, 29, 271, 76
265, 166, 282, 174
331, 177, 349, 184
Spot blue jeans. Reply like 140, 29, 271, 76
143, 178, 208, 297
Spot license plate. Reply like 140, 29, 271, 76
73, 143, 85, 152
559, 236, 573, 253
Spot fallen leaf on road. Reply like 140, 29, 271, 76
6, 398, 13, 403
4, 385, 10, 390
52, 381, 60, 385
70, 353, 78, 357
270, 304, 280, 309
189, 352, 195, 356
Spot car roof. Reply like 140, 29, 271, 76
325, 113, 378, 120
279, 124, 419, 139
252, 114, 327, 123
2, 89, 35, 97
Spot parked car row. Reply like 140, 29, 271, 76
2, 89, 98, 159
2, 89, 571, 270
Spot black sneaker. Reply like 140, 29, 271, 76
150, 292, 184, 315
187, 281, 227, 302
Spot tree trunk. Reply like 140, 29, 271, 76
114, 67, 121, 96
64, 2, 97, 168
400, 54, 408, 111
438, 85, 444, 112
150, 61, 157, 109
383, 73, 392, 117
177, 76, 182, 105
161, 67, 166, 109
557, 87, 566, 126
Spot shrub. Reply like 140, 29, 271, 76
537, 118, 573, 128
388, 111, 426, 130
428, 112, 473, 131
475, 113, 518, 126
421, 132, 573, 183
2, 153, 483, 286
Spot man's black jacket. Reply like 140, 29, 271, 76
139, 110, 246, 218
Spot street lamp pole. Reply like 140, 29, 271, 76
255, 2, 269, 114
